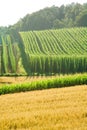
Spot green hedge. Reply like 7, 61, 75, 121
0, 73, 87, 95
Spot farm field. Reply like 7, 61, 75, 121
0, 27, 87, 129
0, 85, 87, 130
0, 73, 87, 95
0, 76, 49, 86
0, 73, 81, 86
0, 27, 87, 75
0, 75, 66, 87
0, 3, 87, 130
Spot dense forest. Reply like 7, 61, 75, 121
0, 2, 87, 35
12, 2, 87, 31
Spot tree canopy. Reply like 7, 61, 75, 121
0, 2, 87, 33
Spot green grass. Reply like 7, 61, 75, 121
0, 73, 87, 95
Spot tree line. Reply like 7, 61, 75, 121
10, 2, 87, 31
0, 2, 87, 35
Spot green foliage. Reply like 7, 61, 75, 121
1, 27, 87, 75
8, 3, 87, 31
1, 36, 8, 73
6, 35, 16, 73
76, 10, 87, 27
53, 19, 64, 28
0, 3, 87, 34
19, 28, 87, 75
0, 26, 8, 36
0, 73, 87, 95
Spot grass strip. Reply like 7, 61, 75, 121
0, 73, 87, 95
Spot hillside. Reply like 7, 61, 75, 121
0, 27, 87, 75
9, 3, 87, 31
20, 28, 87, 55
0, 85, 87, 130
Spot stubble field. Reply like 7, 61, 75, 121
0, 85, 87, 130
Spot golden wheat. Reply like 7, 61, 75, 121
0, 85, 87, 130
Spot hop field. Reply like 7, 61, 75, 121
0, 27, 87, 129
0, 27, 87, 75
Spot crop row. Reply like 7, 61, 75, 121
19, 28, 87, 75
0, 28, 87, 75
0, 73, 87, 95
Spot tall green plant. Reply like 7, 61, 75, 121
1, 36, 8, 73
6, 35, 16, 73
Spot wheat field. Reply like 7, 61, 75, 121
0, 85, 87, 130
